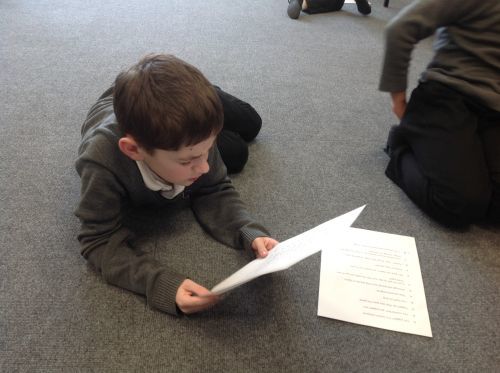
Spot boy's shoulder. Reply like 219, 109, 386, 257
80, 90, 118, 146
77, 92, 134, 176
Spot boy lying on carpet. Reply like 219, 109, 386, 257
75, 54, 278, 315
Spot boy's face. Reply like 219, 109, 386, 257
123, 135, 217, 186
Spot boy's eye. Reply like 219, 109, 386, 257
180, 161, 191, 166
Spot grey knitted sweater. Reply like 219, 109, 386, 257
379, 0, 500, 111
74, 88, 270, 315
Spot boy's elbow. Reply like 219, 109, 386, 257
84, 247, 104, 272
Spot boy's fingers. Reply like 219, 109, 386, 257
187, 294, 218, 307
251, 237, 279, 258
182, 294, 219, 314
252, 237, 280, 258
184, 280, 211, 296
254, 242, 268, 258
183, 279, 217, 297
177, 279, 220, 313
266, 238, 279, 250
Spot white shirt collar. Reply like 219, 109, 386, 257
136, 160, 185, 199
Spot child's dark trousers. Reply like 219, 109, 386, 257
386, 81, 500, 226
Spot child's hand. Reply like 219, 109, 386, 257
390, 91, 407, 120
251, 237, 279, 258
176, 279, 220, 314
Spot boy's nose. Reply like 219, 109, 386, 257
195, 160, 209, 174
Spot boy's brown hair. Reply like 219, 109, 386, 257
113, 54, 223, 152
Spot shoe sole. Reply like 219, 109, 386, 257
287, 0, 302, 19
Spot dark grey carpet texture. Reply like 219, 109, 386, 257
1, 0, 499, 372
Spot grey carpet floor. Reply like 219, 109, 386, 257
1, 0, 499, 372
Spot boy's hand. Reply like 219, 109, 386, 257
176, 279, 220, 314
252, 237, 279, 258
390, 91, 407, 120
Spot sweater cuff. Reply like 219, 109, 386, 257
148, 271, 186, 316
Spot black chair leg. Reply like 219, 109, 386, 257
384, 0, 389, 7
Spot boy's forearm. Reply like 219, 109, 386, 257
190, 147, 270, 251
192, 186, 269, 250
76, 161, 186, 315
84, 231, 186, 315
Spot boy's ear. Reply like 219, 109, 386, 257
118, 135, 145, 161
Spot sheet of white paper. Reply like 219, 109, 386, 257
318, 227, 432, 337
211, 205, 366, 295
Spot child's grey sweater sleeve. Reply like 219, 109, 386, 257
75, 159, 185, 315
190, 148, 270, 253
379, 0, 477, 92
